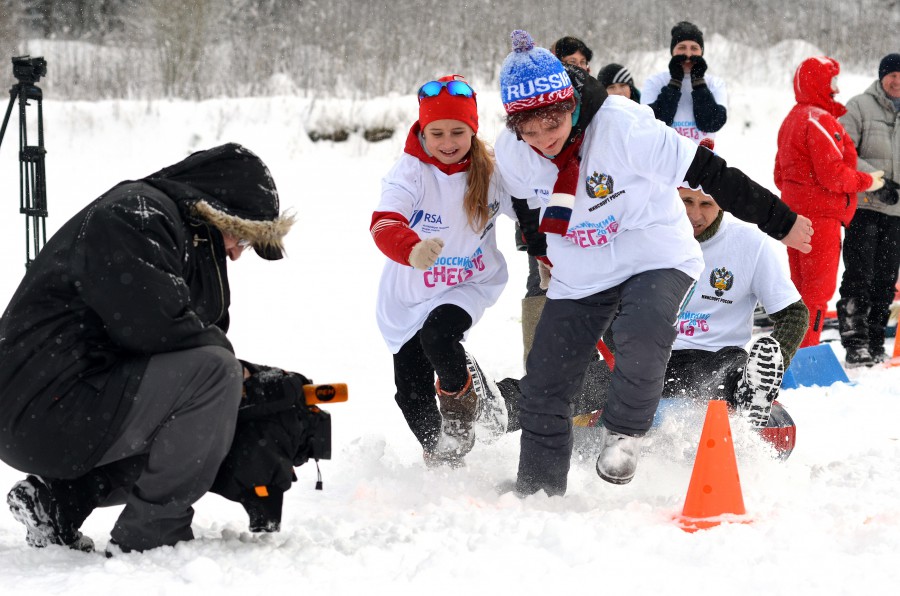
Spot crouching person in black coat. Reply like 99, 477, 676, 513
0, 143, 295, 554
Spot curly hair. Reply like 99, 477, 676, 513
504, 98, 576, 136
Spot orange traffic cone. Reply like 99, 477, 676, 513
886, 324, 900, 367
676, 400, 751, 532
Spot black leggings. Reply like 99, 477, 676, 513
392, 304, 473, 452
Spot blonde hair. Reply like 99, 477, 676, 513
464, 135, 494, 232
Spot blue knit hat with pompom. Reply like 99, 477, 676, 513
500, 30, 574, 114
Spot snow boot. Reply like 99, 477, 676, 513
433, 374, 478, 461
595, 425, 643, 485
466, 351, 508, 444
844, 345, 874, 368
838, 297, 872, 367
732, 336, 784, 427
423, 448, 466, 469
869, 345, 889, 364
7, 475, 94, 552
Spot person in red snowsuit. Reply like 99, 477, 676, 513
774, 56, 885, 347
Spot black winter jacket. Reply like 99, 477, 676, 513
0, 144, 284, 478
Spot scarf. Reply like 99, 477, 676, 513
539, 135, 584, 235
537, 65, 607, 236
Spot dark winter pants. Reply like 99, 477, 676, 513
501, 346, 747, 431
788, 215, 842, 347
837, 209, 900, 353
393, 305, 472, 453
516, 269, 694, 496
524, 254, 547, 298
95, 345, 243, 551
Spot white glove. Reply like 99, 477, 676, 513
867, 170, 885, 192
408, 238, 444, 270
538, 260, 552, 290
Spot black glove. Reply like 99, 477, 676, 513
668, 54, 688, 83
871, 178, 900, 206
239, 361, 313, 420
689, 55, 708, 83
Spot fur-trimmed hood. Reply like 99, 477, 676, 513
144, 143, 295, 260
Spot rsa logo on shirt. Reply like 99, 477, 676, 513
409, 209, 449, 234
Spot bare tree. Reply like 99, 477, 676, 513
5, 0, 900, 100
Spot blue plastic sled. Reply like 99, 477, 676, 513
781, 343, 850, 390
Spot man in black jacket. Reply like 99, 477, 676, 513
0, 143, 294, 553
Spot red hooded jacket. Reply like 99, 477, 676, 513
774, 56, 873, 225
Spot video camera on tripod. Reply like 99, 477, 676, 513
12, 55, 47, 84
0, 55, 49, 269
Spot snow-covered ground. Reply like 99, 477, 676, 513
1, 60, 899, 595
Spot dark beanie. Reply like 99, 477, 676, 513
552, 36, 593, 64
879, 53, 900, 81
597, 63, 634, 88
670, 21, 704, 54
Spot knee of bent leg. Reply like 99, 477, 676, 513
195, 346, 244, 407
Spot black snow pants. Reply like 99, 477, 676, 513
837, 209, 900, 354
392, 304, 473, 453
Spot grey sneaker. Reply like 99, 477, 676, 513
595, 425, 642, 485
465, 352, 508, 444
734, 336, 784, 428
7, 475, 94, 552
433, 376, 478, 460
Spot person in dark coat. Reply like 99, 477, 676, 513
836, 53, 900, 366
0, 143, 295, 553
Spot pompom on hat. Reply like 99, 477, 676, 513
500, 30, 574, 115
418, 74, 479, 133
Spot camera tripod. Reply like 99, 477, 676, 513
0, 55, 48, 269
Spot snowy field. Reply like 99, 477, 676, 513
1, 57, 899, 595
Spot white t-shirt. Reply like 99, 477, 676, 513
674, 216, 800, 351
375, 154, 515, 353
495, 95, 703, 299
641, 71, 728, 145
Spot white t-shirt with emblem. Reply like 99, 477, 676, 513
495, 95, 703, 299
674, 216, 800, 352
375, 154, 515, 353
640, 71, 728, 145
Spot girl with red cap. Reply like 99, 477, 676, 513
370, 75, 511, 467
774, 56, 885, 348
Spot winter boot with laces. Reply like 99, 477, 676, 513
732, 336, 784, 427
433, 374, 478, 462
7, 475, 94, 552
465, 351, 508, 444
595, 425, 643, 485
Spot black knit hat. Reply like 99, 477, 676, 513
551, 36, 593, 64
879, 53, 900, 81
597, 63, 633, 88
670, 21, 704, 54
